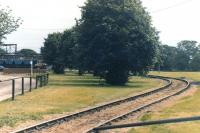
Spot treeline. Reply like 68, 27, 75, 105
156, 40, 200, 71
41, 0, 159, 85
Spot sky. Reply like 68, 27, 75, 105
0, 0, 199, 52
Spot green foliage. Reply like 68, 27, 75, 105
41, 32, 64, 74
17, 49, 37, 57
42, 28, 78, 74
77, 0, 159, 85
106, 68, 129, 85
159, 45, 177, 71
0, 6, 22, 41
42, 0, 159, 84
190, 53, 200, 71
175, 40, 198, 70
61, 28, 77, 69
158, 40, 200, 71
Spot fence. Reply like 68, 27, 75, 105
93, 116, 200, 132
0, 73, 49, 101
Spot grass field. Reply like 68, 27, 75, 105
150, 71, 200, 81
0, 72, 163, 128
129, 71, 200, 133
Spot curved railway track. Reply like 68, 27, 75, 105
13, 76, 190, 133
87, 77, 190, 133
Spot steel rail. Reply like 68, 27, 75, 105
92, 116, 200, 131
13, 76, 172, 133
87, 76, 190, 133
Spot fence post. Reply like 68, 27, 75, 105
12, 79, 15, 101
22, 77, 24, 95
35, 76, 38, 89
30, 77, 32, 92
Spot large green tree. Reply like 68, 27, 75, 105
41, 32, 65, 74
0, 6, 22, 42
77, 0, 159, 85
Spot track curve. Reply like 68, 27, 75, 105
13, 76, 190, 133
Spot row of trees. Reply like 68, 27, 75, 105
42, 0, 159, 85
157, 40, 200, 71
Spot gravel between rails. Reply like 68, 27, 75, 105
37, 79, 186, 133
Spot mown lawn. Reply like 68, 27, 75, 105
129, 71, 200, 133
0, 72, 163, 128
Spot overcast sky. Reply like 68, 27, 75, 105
0, 0, 199, 52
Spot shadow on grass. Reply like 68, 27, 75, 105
49, 74, 147, 89
49, 82, 143, 88
51, 79, 102, 83
51, 78, 148, 84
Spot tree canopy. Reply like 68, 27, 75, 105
17, 49, 37, 57
77, 0, 159, 85
0, 6, 22, 42
41, 32, 65, 74
158, 40, 200, 71
41, 28, 78, 74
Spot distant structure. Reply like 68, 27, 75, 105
0, 44, 17, 54
0, 44, 42, 68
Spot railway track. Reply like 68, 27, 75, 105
13, 76, 190, 133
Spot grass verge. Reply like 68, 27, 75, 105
129, 71, 200, 133
0, 73, 163, 128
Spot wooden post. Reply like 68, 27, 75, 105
12, 79, 15, 100
22, 77, 24, 95
30, 77, 32, 92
